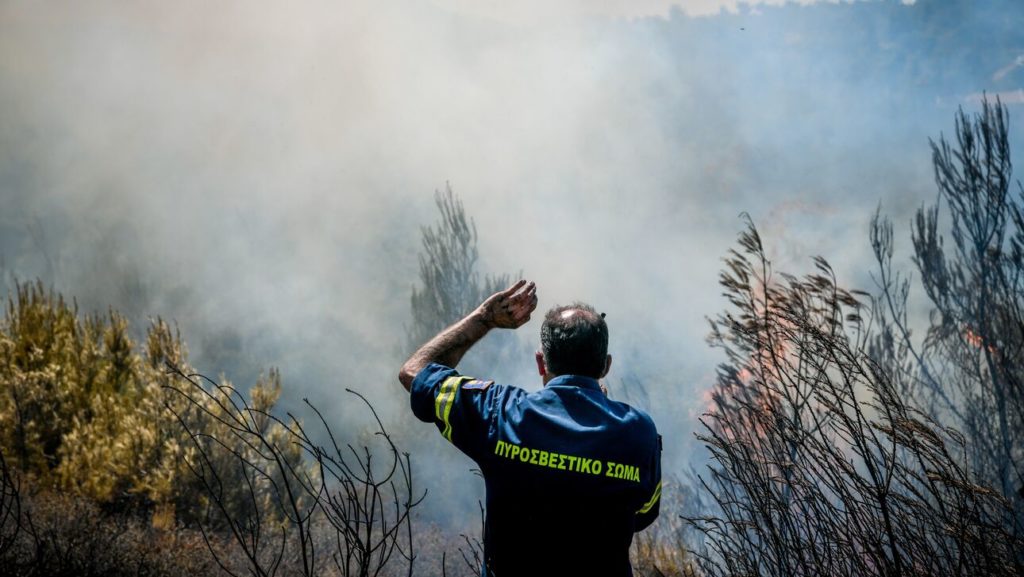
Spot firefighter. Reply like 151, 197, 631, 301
399, 280, 662, 577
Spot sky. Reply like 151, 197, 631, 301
1, 0, 1023, 527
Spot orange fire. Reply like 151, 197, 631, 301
964, 327, 984, 348
963, 326, 998, 355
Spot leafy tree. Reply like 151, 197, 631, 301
406, 184, 533, 388
0, 280, 296, 527
407, 185, 511, 351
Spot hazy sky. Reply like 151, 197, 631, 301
2, 0, 1022, 526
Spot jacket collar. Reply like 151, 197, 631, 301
545, 374, 602, 392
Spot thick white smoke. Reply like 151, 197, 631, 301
0, 0, 1021, 526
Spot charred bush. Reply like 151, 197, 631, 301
165, 364, 424, 577
0, 473, 220, 577
871, 96, 1024, 529
688, 219, 1022, 577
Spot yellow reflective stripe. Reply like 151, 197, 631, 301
637, 481, 662, 514
434, 376, 465, 442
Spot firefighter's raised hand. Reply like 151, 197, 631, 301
477, 280, 538, 330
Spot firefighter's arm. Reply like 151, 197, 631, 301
635, 434, 662, 531
399, 280, 538, 391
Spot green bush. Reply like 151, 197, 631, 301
0, 280, 296, 527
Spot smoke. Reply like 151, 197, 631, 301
1, 0, 1023, 528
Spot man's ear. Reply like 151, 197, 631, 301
535, 351, 547, 377
600, 354, 612, 379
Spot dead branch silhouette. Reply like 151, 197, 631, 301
164, 363, 425, 577
687, 219, 1023, 577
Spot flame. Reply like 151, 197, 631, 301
964, 327, 984, 348
707, 277, 791, 424
963, 326, 998, 355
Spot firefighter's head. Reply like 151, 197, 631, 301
536, 303, 611, 383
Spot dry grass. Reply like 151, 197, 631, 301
0, 487, 227, 577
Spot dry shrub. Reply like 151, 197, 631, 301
0, 484, 226, 577
688, 220, 1022, 577
165, 366, 423, 577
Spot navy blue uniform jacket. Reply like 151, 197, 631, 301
411, 363, 662, 577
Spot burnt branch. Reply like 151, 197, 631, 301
688, 220, 1023, 577
164, 363, 423, 577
